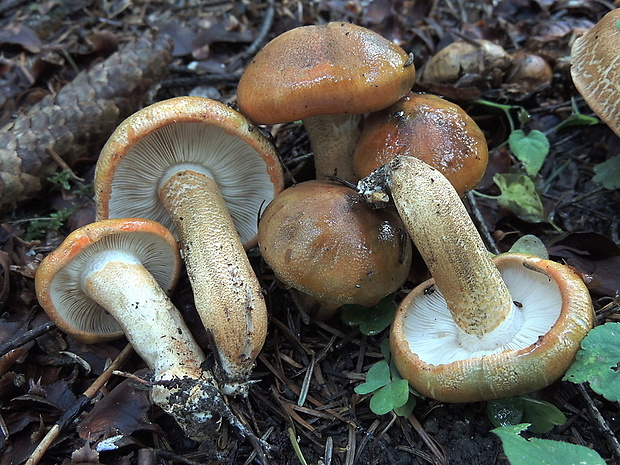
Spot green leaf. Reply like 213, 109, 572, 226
487, 398, 524, 428
564, 322, 620, 402
493, 173, 548, 223
521, 397, 567, 434
493, 424, 605, 465
487, 397, 566, 434
393, 394, 416, 417
369, 379, 410, 415
354, 360, 390, 395
592, 154, 620, 190
508, 129, 550, 177
508, 234, 549, 259
340, 294, 397, 336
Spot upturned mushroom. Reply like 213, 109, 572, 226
570, 8, 620, 137
94, 96, 284, 393
35, 218, 223, 440
258, 180, 412, 320
357, 156, 594, 402
237, 22, 415, 183
353, 92, 488, 197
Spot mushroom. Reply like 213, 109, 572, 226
357, 156, 594, 402
570, 8, 620, 137
258, 180, 412, 320
94, 96, 284, 393
34, 218, 222, 440
237, 21, 415, 183
353, 92, 488, 196
504, 51, 553, 93
419, 39, 510, 86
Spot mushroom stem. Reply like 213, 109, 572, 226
82, 255, 205, 379
359, 155, 516, 341
159, 168, 267, 392
81, 252, 224, 440
303, 114, 362, 183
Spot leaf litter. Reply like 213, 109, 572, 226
0, 1, 619, 464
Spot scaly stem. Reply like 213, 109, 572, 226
82, 255, 226, 440
83, 256, 205, 379
159, 168, 268, 392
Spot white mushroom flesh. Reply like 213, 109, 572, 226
401, 259, 562, 365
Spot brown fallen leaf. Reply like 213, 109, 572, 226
548, 232, 620, 297
77, 370, 162, 442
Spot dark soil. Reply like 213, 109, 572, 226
0, 1, 619, 464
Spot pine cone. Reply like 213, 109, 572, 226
0, 31, 173, 215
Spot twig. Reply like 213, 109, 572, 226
407, 413, 449, 465
466, 191, 500, 254
0, 321, 56, 358
577, 384, 620, 461
25, 343, 134, 465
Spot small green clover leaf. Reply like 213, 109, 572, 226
508, 129, 550, 177
592, 154, 620, 190
368, 379, 410, 415
341, 294, 397, 336
493, 424, 605, 465
354, 360, 390, 394
564, 322, 620, 402
355, 339, 416, 416
487, 397, 566, 434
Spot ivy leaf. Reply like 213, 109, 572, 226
493, 424, 605, 465
488, 397, 566, 434
508, 129, 550, 176
564, 322, 620, 402
592, 154, 620, 190
493, 173, 548, 223
368, 379, 410, 415
354, 360, 390, 395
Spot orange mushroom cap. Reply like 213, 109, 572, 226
353, 92, 488, 196
237, 22, 416, 125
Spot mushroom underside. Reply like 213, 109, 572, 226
107, 122, 276, 244
399, 259, 561, 365
49, 232, 178, 335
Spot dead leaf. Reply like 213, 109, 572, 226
0, 24, 41, 54
77, 371, 161, 442
548, 232, 620, 297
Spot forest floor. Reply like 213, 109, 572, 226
0, 1, 619, 464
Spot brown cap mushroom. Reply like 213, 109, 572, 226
237, 22, 415, 182
571, 8, 620, 137
95, 96, 284, 393
353, 92, 488, 196
258, 180, 412, 320
358, 156, 594, 402
34, 218, 222, 440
